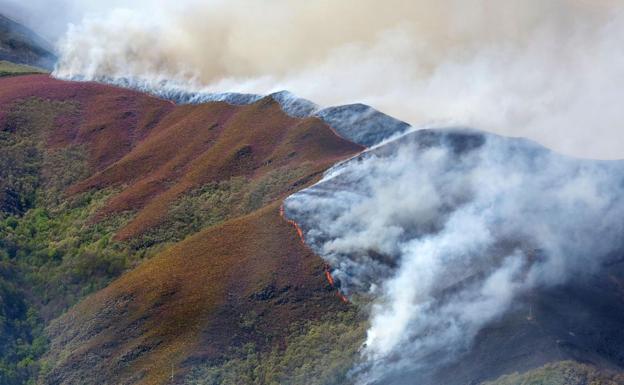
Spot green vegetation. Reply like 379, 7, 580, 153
0, 98, 137, 385
0, 263, 46, 385
0, 99, 79, 217
0, 61, 45, 77
132, 166, 307, 251
483, 361, 624, 385
185, 310, 366, 385
0, 97, 321, 385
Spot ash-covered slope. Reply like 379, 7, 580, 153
284, 128, 624, 385
316, 104, 411, 147
0, 14, 56, 69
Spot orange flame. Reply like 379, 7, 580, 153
325, 265, 349, 303
325, 269, 335, 286
280, 205, 306, 244
280, 204, 349, 304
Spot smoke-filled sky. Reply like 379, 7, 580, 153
3, 0, 624, 159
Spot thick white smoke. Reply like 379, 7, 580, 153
284, 129, 624, 384
24, 0, 622, 159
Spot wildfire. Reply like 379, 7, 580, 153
280, 204, 349, 304
326, 265, 349, 303
280, 205, 305, 244
324, 269, 335, 286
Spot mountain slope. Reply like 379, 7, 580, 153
2, 71, 624, 385
285, 128, 624, 385
0, 74, 363, 385
53, 77, 412, 148
0, 14, 56, 70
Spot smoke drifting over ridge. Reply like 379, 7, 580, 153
5, 0, 618, 158
284, 129, 624, 384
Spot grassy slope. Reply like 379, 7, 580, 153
0, 60, 46, 77
0, 75, 364, 385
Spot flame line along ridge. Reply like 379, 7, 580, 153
279, 204, 348, 303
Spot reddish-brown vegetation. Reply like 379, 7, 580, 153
0, 74, 174, 170
0, 75, 364, 384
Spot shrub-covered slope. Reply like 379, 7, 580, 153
0, 74, 363, 385
2, 73, 623, 385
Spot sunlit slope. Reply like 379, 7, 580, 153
44, 203, 353, 385
0, 74, 363, 385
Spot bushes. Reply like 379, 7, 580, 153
0, 98, 78, 219
0, 187, 137, 384
0, 98, 137, 383
185, 310, 367, 385
130, 177, 247, 249
0, 264, 46, 385
132, 165, 308, 250
0, 190, 135, 311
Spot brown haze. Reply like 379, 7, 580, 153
5, 0, 624, 158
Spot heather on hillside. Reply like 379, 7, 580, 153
0, 75, 363, 385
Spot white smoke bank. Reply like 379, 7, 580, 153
48, 0, 624, 159
284, 129, 624, 384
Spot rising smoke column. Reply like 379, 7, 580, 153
43, 0, 624, 159
283, 128, 624, 384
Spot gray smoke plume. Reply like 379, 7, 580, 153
284, 128, 624, 384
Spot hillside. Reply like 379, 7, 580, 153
1, 71, 624, 385
0, 73, 363, 385
0, 14, 56, 70
285, 128, 624, 385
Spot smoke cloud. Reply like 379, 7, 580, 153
284, 129, 624, 384
1, 0, 614, 158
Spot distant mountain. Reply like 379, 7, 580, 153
0, 14, 56, 69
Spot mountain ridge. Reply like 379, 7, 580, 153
50, 75, 413, 148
